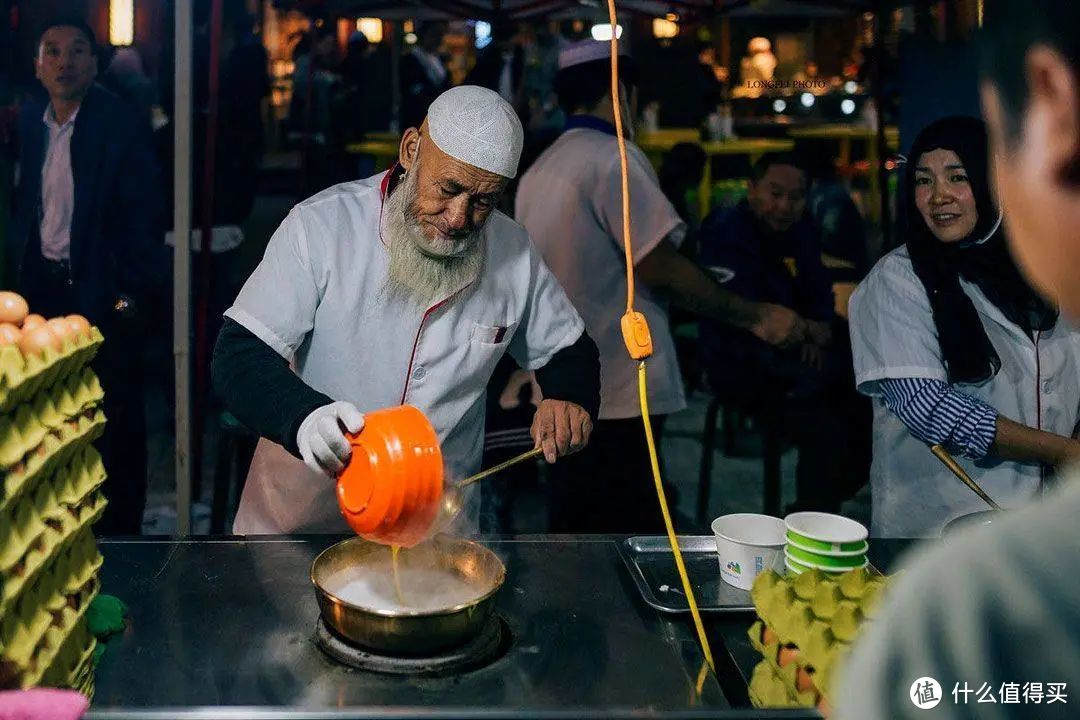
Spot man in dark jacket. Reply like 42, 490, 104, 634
12, 19, 164, 535
698, 153, 867, 513
465, 23, 526, 119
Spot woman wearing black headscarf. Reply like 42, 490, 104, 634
849, 116, 1080, 538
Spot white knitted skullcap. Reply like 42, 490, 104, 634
426, 85, 524, 179
558, 38, 628, 70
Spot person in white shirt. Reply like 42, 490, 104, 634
834, 3, 1080, 717
213, 86, 600, 534
848, 117, 1080, 539
515, 40, 809, 533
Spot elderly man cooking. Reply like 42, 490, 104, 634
213, 86, 600, 534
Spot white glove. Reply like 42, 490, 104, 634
296, 402, 365, 477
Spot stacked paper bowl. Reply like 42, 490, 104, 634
783, 512, 869, 575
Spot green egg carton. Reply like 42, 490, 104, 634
0, 368, 105, 474
33, 393, 64, 433
750, 567, 890, 703
0, 492, 102, 615
44, 627, 95, 692
0, 409, 107, 517
0, 405, 48, 471
3, 572, 99, 689
0, 328, 104, 416
748, 659, 818, 709
73, 368, 104, 413
0, 587, 51, 668
24, 610, 96, 690
55, 446, 107, 511
0, 494, 48, 574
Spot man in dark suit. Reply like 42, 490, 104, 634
698, 153, 868, 514
12, 19, 164, 535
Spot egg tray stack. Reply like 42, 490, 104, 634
0, 329, 107, 699
745, 567, 890, 713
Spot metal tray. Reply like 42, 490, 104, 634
620, 536, 755, 614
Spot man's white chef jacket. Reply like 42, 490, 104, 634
225, 169, 584, 533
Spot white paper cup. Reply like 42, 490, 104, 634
712, 513, 786, 591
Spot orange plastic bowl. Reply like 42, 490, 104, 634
336, 405, 444, 547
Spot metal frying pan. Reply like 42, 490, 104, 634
310, 535, 505, 655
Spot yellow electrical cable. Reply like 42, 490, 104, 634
604, 0, 716, 682
605, 0, 635, 315
638, 362, 716, 680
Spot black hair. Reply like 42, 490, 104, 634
38, 18, 98, 55
750, 152, 807, 183
903, 116, 1055, 384
979, 1, 1080, 142
553, 57, 639, 116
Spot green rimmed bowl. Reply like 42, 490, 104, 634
786, 534, 868, 557
785, 512, 868, 552
783, 555, 852, 576
785, 543, 867, 570
784, 556, 808, 575
784, 547, 867, 573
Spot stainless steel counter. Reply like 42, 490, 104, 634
86, 535, 823, 720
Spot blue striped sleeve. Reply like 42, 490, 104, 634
878, 377, 999, 459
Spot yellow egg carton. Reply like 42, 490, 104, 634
0, 561, 100, 688
0, 366, 105, 472
749, 658, 820, 710
1, 490, 106, 610
20, 609, 97, 691
749, 568, 891, 704
35, 617, 94, 689
53, 446, 108, 519
0, 328, 103, 416
0, 404, 107, 517
61, 636, 96, 698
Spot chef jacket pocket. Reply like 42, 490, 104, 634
470, 321, 517, 347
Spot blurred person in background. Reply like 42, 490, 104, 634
658, 142, 707, 258
400, 22, 450, 131
835, 5, 1080, 717
804, 148, 868, 278
12, 19, 164, 534
156, 9, 269, 355
848, 116, 1080, 539
340, 31, 372, 145
222, 13, 270, 206
698, 152, 868, 515
289, 23, 342, 193
100, 46, 154, 130
466, 22, 526, 119
695, 42, 725, 128
517, 40, 808, 534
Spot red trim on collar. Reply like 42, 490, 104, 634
377, 163, 400, 249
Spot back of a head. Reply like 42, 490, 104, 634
554, 57, 638, 116
660, 142, 707, 187
980, 0, 1080, 139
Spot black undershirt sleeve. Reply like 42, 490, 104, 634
211, 317, 332, 457
533, 330, 602, 421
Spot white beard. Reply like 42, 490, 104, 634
381, 166, 485, 308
